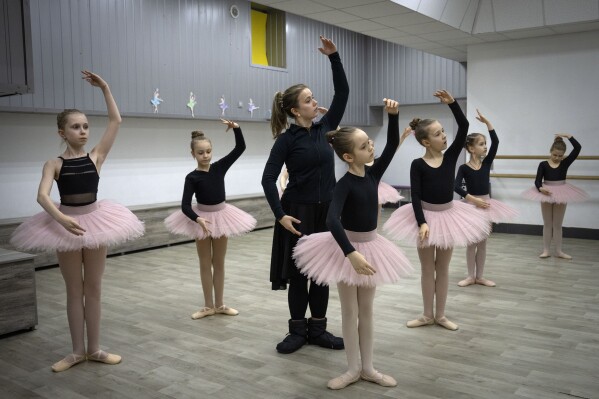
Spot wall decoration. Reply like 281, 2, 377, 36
218, 95, 229, 116
247, 98, 259, 117
187, 92, 197, 118
150, 88, 164, 113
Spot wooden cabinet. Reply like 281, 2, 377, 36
0, 249, 37, 336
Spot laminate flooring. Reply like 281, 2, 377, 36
1, 210, 598, 399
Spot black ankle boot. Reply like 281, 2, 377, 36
307, 317, 344, 350
276, 319, 308, 354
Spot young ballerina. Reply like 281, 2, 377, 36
454, 110, 518, 287
165, 119, 256, 319
10, 71, 144, 372
293, 98, 412, 389
522, 134, 588, 259
383, 90, 490, 331
261, 35, 348, 354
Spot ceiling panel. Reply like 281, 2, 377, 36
304, 10, 362, 24
250, 0, 599, 62
343, 2, 411, 18
544, 0, 599, 25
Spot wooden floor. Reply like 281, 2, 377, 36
1, 210, 598, 399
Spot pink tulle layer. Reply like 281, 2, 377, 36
293, 230, 413, 287
465, 195, 519, 224
10, 200, 144, 252
383, 200, 491, 249
164, 202, 256, 240
522, 182, 589, 204
378, 182, 403, 205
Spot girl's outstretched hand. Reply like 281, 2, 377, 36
555, 133, 572, 139
196, 217, 212, 235
81, 70, 107, 89
279, 215, 302, 236
418, 223, 429, 242
539, 187, 552, 196
469, 196, 490, 209
347, 251, 376, 276
383, 98, 399, 115
221, 118, 239, 131
433, 90, 454, 104
318, 35, 337, 55
475, 108, 491, 125
317, 106, 328, 115
400, 127, 413, 146
59, 215, 86, 236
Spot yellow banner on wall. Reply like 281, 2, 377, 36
251, 10, 269, 66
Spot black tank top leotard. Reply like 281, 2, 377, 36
56, 154, 99, 206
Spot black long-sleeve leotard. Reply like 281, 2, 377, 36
181, 127, 245, 221
534, 137, 581, 191
261, 52, 350, 220
410, 101, 469, 226
326, 114, 399, 255
454, 129, 498, 197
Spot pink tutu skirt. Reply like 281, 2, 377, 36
464, 194, 518, 224
293, 229, 413, 287
522, 180, 589, 204
10, 200, 144, 252
164, 202, 256, 240
378, 182, 404, 205
383, 200, 491, 249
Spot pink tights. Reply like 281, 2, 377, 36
541, 202, 567, 256
417, 246, 453, 319
195, 236, 228, 308
337, 282, 376, 376
466, 239, 487, 279
57, 247, 107, 355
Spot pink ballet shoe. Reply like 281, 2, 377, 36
458, 276, 475, 287
86, 350, 121, 365
191, 307, 216, 319
215, 305, 239, 316
539, 252, 550, 258
475, 277, 496, 287
327, 372, 361, 390
51, 353, 86, 372
435, 316, 459, 331
556, 252, 572, 260
406, 315, 434, 328
360, 370, 397, 387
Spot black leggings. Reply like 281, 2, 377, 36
288, 273, 329, 320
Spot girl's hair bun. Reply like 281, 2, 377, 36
409, 118, 421, 130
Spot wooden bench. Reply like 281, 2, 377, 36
0, 195, 275, 269
0, 249, 37, 335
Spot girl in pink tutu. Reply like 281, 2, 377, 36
454, 110, 518, 287
261, 36, 348, 354
294, 99, 412, 389
165, 119, 256, 319
383, 90, 490, 331
10, 71, 144, 372
522, 135, 587, 259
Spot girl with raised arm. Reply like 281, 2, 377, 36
11, 71, 144, 372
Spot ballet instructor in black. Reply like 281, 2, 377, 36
262, 36, 349, 354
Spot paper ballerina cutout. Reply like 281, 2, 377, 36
150, 88, 164, 113
247, 98, 259, 118
187, 92, 197, 118
218, 95, 229, 116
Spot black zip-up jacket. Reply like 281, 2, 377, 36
261, 52, 349, 220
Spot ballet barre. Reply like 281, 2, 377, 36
494, 155, 599, 160
491, 155, 598, 180
490, 173, 598, 180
